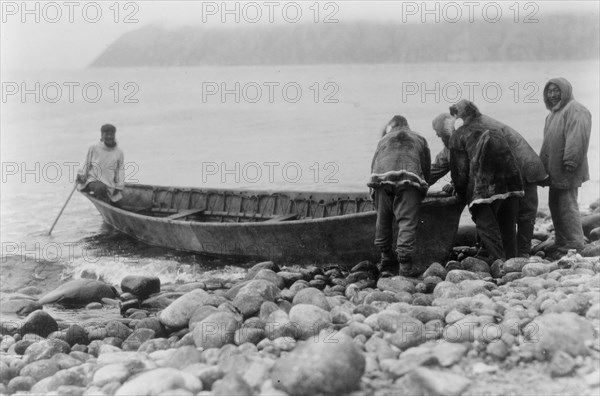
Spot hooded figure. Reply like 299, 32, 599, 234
368, 115, 431, 277
450, 100, 548, 257
449, 113, 523, 261
429, 113, 456, 194
540, 77, 592, 255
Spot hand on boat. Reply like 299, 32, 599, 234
442, 183, 455, 195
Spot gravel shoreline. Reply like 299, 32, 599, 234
1, 209, 599, 396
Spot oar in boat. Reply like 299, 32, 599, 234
48, 183, 78, 235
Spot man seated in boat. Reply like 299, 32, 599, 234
429, 113, 457, 195
368, 115, 431, 277
76, 124, 125, 206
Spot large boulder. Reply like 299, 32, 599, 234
292, 287, 330, 310
192, 311, 240, 349
446, 270, 480, 283
121, 276, 160, 300
19, 310, 57, 338
188, 306, 219, 331
19, 359, 60, 382
245, 261, 280, 280
158, 289, 212, 329
38, 280, 117, 307
270, 331, 365, 395
288, 304, 332, 340
252, 269, 285, 289
265, 310, 296, 340
115, 367, 202, 396
460, 257, 490, 273
377, 277, 416, 294
529, 312, 594, 360
28, 370, 86, 394
134, 318, 166, 338
232, 280, 280, 318
23, 339, 70, 362
403, 367, 471, 396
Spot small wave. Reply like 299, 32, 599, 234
62, 256, 246, 287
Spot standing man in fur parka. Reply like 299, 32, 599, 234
448, 104, 524, 262
540, 78, 592, 257
449, 100, 548, 257
368, 115, 431, 277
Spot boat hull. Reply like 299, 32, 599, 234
84, 184, 464, 268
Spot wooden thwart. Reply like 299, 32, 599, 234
142, 206, 299, 222
263, 214, 299, 223
165, 208, 205, 220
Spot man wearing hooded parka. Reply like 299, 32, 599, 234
449, 100, 548, 258
540, 78, 592, 255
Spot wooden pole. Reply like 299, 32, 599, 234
48, 184, 78, 235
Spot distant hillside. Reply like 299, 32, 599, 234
90, 15, 599, 67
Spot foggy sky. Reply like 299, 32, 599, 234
1, 0, 599, 70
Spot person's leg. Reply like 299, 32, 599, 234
498, 196, 519, 259
548, 187, 564, 251
517, 182, 538, 257
373, 186, 396, 272
393, 187, 423, 274
553, 188, 585, 252
471, 201, 506, 261
374, 186, 394, 250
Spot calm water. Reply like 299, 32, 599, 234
1, 61, 598, 283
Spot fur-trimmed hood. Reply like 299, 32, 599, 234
543, 77, 573, 112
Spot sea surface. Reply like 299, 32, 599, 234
1, 61, 598, 286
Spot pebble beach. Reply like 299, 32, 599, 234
1, 202, 600, 396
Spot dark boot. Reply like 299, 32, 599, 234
377, 249, 398, 277
398, 255, 422, 278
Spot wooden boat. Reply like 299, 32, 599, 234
82, 184, 465, 268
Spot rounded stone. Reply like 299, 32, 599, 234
292, 288, 330, 311
19, 359, 60, 382
114, 368, 202, 396
192, 311, 239, 349
19, 310, 58, 338
288, 304, 332, 340
7, 376, 36, 393
270, 331, 365, 395
38, 279, 117, 307
121, 275, 161, 300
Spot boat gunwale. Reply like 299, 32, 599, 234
84, 183, 461, 226
85, 193, 377, 226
